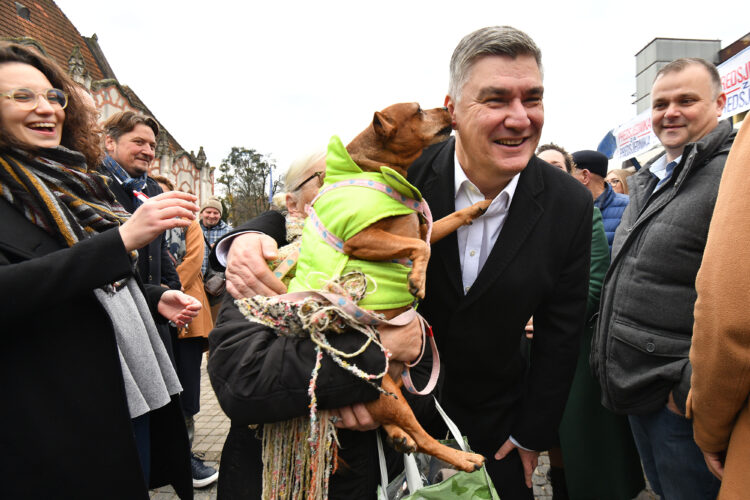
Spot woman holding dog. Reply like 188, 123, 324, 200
211, 149, 425, 499
0, 42, 200, 498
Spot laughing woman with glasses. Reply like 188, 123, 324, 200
0, 42, 201, 499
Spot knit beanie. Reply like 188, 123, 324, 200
200, 196, 223, 215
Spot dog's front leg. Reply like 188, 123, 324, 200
431, 199, 492, 243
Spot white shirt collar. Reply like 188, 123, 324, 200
453, 151, 520, 207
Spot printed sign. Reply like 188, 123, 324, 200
613, 110, 657, 160
720, 47, 750, 119
613, 45, 750, 160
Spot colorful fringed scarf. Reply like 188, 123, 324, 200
236, 271, 392, 500
0, 147, 129, 247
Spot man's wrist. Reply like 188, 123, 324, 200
509, 435, 536, 452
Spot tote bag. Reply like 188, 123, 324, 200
376, 397, 500, 500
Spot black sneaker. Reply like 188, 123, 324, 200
191, 452, 218, 488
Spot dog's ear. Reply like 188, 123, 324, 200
373, 111, 397, 140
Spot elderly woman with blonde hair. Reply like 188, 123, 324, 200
215, 148, 327, 498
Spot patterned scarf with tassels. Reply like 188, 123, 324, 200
0, 146, 130, 247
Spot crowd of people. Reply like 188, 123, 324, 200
1, 22, 748, 500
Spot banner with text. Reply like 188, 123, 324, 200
613, 45, 750, 160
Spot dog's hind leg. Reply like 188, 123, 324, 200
343, 215, 430, 299
365, 375, 486, 473
382, 423, 417, 454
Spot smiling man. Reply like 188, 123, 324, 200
402, 26, 592, 498
592, 58, 733, 500
209, 26, 592, 499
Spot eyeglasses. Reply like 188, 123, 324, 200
0, 88, 68, 110
292, 171, 324, 191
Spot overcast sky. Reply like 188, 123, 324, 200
56, 0, 750, 180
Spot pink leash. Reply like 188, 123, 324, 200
270, 289, 440, 396
294, 177, 440, 394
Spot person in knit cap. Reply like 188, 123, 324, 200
200, 196, 231, 319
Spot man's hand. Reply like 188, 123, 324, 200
702, 449, 725, 480
495, 439, 539, 488
225, 233, 286, 298
119, 192, 198, 252
157, 290, 201, 328
330, 403, 379, 431
525, 316, 534, 339
666, 391, 685, 416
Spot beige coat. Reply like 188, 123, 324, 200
688, 119, 750, 500
176, 219, 213, 339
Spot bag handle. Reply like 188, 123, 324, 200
376, 395, 467, 497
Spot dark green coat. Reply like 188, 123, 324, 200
558, 208, 644, 499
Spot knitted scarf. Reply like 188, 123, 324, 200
0, 147, 130, 247
101, 154, 148, 205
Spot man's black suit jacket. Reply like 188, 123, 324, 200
406, 137, 592, 454
212, 137, 592, 455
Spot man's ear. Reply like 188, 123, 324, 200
104, 135, 115, 154
581, 169, 591, 186
445, 94, 456, 127
373, 111, 396, 140
715, 92, 727, 117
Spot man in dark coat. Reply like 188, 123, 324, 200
101, 111, 180, 291
212, 26, 591, 500
101, 111, 222, 488
592, 58, 732, 500
100, 112, 181, 363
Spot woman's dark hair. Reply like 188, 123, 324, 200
0, 42, 102, 168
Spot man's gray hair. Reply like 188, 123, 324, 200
448, 26, 543, 102
654, 58, 723, 98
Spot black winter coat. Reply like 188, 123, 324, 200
0, 197, 192, 499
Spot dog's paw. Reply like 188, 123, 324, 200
451, 450, 486, 473
463, 199, 492, 223
408, 276, 426, 299
386, 432, 417, 454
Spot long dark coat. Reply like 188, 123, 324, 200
0, 197, 192, 499
558, 208, 645, 499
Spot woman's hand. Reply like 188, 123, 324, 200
119, 192, 199, 252
157, 290, 201, 328
225, 232, 286, 298
330, 403, 379, 431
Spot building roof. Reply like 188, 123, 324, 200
1, 0, 208, 171
0, 0, 108, 81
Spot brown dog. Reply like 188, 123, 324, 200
334, 102, 488, 473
